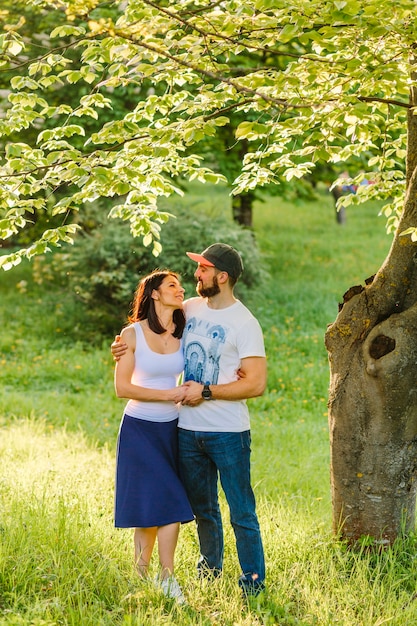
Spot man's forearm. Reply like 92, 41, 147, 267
182, 375, 266, 405
210, 377, 266, 401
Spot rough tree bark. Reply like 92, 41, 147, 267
325, 84, 417, 544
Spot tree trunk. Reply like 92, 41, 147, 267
230, 136, 254, 227
232, 191, 254, 228
331, 185, 347, 225
325, 85, 417, 544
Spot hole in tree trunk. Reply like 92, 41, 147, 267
369, 335, 396, 359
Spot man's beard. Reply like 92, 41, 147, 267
197, 275, 220, 298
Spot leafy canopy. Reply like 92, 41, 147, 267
0, 0, 415, 268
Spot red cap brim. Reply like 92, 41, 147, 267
186, 252, 215, 266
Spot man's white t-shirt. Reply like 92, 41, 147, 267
178, 297, 266, 432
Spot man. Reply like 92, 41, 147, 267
112, 243, 267, 596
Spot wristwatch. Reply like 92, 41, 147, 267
202, 384, 212, 400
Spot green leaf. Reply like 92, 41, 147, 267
7, 40, 24, 56
10, 76, 39, 90
50, 25, 86, 38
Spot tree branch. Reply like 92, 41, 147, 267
139, 0, 324, 62
115, 27, 412, 114
202, 99, 255, 120
0, 133, 150, 180
117, 28, 288, 107
358, 96, 410, 109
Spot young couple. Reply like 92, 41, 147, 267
112, 243, 267, 604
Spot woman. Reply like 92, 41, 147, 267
114, 270, 194, 604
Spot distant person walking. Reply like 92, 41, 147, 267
330, 171, 356, 224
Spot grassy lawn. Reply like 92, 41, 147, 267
2, 188, 417, 625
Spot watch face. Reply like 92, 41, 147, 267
202, 385, 212, 399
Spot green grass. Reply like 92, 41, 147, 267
2, 188, 417, 625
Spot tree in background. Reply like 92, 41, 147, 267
1, 0, 417, 544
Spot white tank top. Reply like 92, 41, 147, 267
124, 322, 184, 422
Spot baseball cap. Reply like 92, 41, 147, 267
186, 243, 244, 279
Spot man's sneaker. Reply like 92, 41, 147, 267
159, 576, 186, 604
238, 573, 266, 597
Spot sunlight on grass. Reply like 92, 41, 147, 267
2, 420, 417, 625
0, 418, 113, 504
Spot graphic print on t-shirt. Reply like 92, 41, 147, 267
183, 316, 227, 384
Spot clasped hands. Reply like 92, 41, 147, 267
173, 380, 205, 406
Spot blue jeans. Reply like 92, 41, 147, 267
178, 429, 265, 590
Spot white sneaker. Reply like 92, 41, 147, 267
159, 576, 186, 605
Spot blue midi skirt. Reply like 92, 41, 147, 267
114, 413, 194, 528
